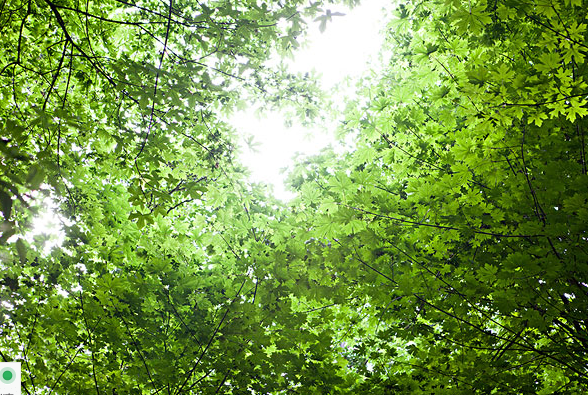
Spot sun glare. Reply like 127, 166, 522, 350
230, 0, 389, 201
26, 194, 68, 255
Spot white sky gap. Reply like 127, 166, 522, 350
230, 0, 389, 200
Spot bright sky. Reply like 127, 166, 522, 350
230, 0, 389, 200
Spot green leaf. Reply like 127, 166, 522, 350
26, 164, 45, 189
0, 190, 12, 219
15, 238, 27, 265
328, 172, 353, 195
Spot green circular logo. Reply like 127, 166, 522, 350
0, 367, 15, 384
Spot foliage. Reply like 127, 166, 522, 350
0, 0, 355, 392
287, 0, 588, 392
1, 0, 587, 393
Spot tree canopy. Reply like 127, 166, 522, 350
1, 0, 587, 394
